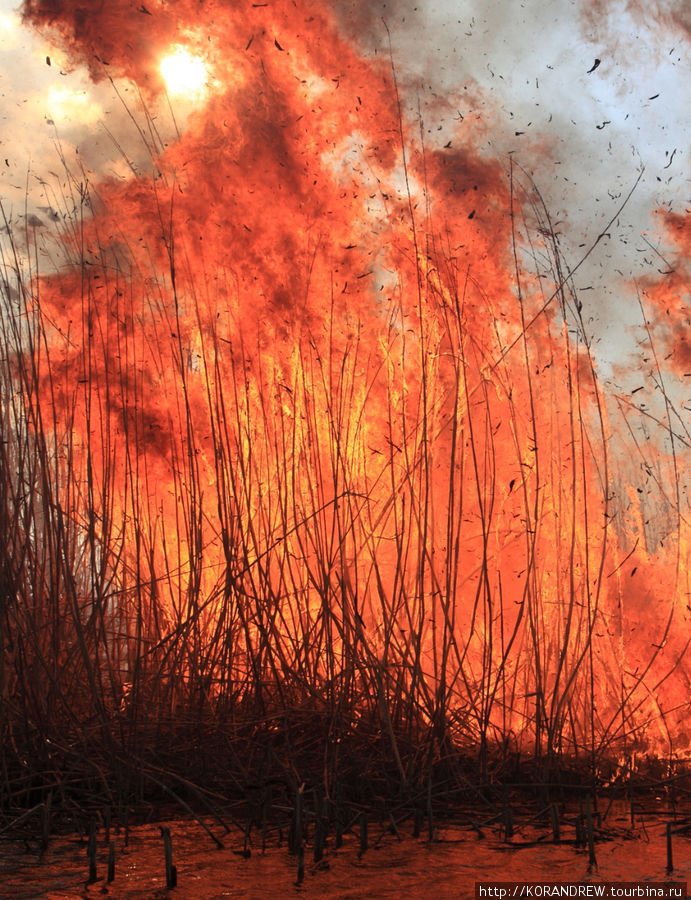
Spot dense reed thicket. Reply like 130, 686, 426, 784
0, 147, 688, 840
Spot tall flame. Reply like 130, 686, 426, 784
5, 0, 689, 777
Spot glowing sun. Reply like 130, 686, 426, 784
160, 47, 206, 96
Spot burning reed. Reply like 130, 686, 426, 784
0, 0, 689, 843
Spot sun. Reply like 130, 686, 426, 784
160, 46, 207, 96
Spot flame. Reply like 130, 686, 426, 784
7, 0, 689, 772
160, 45, 206, 96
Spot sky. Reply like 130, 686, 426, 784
0, 0, 688, 383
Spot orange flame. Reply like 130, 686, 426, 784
15, 0, 690, 764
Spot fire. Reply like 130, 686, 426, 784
160, 45, 206, 96
4, 0, 689, 794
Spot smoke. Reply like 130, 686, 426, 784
582, 0, 691, 42
21, 0, 182, 84
324, 1, 688, 396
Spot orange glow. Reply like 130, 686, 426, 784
10, 0, 689, 773
160, 45, 206, 96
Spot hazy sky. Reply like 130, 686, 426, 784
0, 0, 688, 380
